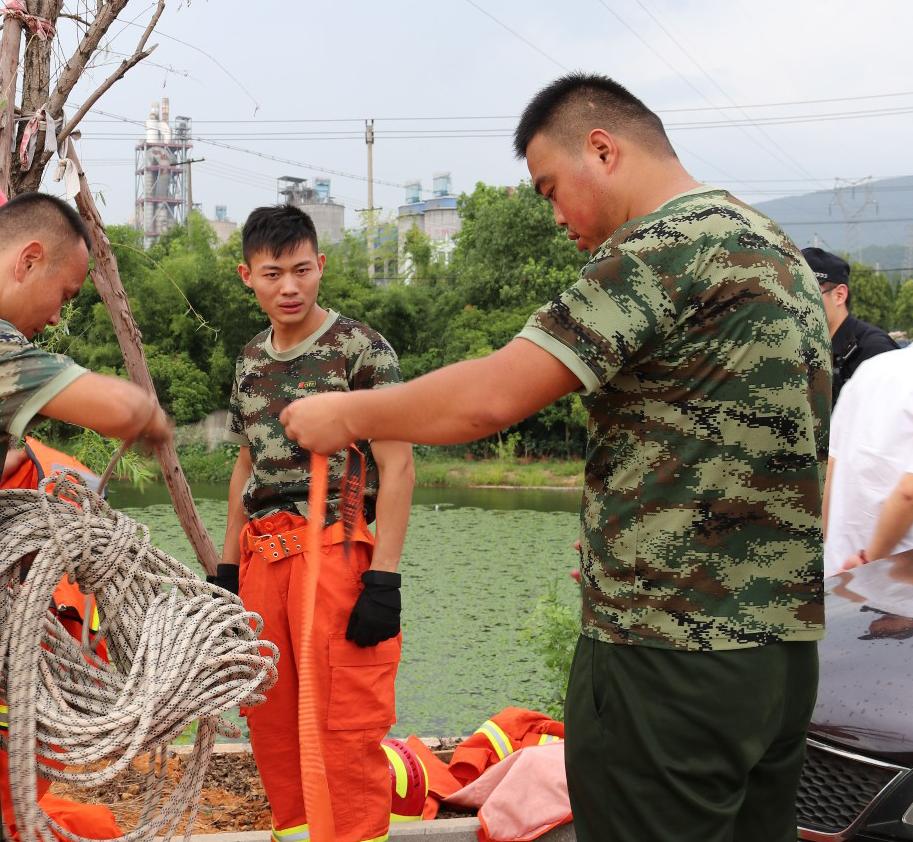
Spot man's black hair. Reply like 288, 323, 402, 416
0, 191, 90, 251
242, 204, 319, 264
513, 72, 675, 159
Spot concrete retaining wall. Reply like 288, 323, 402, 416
187, 820, 577, 841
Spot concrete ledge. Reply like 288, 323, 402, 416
391, 817, 479, 838
183, 818, 576, 841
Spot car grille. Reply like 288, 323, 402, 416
797, 739, 907, 835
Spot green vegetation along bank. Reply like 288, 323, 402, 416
53, 430, 584, 490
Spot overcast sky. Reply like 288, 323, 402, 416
48, 0, 913, 232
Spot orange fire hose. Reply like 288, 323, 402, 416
297, 452, 336, 842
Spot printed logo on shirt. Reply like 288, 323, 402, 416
298, 380, 317, 390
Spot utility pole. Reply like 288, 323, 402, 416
183, 157, 205, 218
0, 14, 23, 198
365, 118, 375, 281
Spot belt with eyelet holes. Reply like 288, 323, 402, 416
243, 518, 374, 563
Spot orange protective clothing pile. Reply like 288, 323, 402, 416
403, 707, 572, 841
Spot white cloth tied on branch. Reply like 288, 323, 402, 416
0, 477, 279, 842
16, 105, 80, 199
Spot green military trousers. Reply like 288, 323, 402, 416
564, 635, 818, 842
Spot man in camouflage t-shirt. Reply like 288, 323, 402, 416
0, 192, 171, 480
279, 75, 830, 842
220, 205, 414, 842
0, 192, 172, 842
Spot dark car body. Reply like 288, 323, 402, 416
798, 557, 913, 841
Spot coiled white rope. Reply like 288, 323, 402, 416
0, 476, 279, 842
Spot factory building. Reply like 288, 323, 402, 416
397, 173, 461, 280
277, 176, 345, 245
134, 97, 192, 249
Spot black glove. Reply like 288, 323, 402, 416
346, 570, 401, 647
206, 564, 239, 595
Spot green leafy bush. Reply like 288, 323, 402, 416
522, 580, 580, 719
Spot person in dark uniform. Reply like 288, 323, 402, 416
802, 247, 899, 405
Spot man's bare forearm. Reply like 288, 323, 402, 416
865, 472, 913, 561
280, 340, 582, 455
349, 358, 513, 445
221, 447, 252, 567
370, 441, 415, 573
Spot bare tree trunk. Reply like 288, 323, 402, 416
67, 145, 220, 576
8, 1, 61, 193
0, 16, 23, 196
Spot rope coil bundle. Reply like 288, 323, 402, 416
0, 477, 279, 842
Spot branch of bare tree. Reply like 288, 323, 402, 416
47, 0, 129, 117
57, 0, 163, 145
64, 140, 221, 577
58, 11, 91, 27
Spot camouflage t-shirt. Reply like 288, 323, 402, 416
518, 187, 831, 652
227, 310, 403, 523
0, 318, 87, 469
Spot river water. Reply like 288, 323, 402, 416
108, 483, 583, 738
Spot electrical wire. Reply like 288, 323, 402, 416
594, 0, 821, 184
462, 0, 568, 71
76, 101, 913, 135
632, 0, 826, 186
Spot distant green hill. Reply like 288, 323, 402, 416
752, 176, 913, 281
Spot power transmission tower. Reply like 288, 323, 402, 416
829, 177, 878, 262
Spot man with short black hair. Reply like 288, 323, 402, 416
279, 73, 831, 842
221, 204, 414, 842
802, 246, 898, 405
0, 190, 171, 842
0, 191, 171, 480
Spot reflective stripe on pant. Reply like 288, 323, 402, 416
240, 511, 400, 842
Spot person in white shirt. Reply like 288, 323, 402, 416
823, 343, 913, 577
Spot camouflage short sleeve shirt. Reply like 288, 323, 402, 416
0, 318, 87, 469
227, 309, 403, 523
518, 187, 831, 651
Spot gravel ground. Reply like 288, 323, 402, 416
50, 744, 474, 833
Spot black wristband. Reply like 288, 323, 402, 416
207, 563, 239, 595
362, 570, 401, 588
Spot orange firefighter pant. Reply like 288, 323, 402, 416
239, 511, 401, 842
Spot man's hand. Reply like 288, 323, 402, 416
137, 403, 173, 448
1, 447, 28, 484
280, 393, 356, 454
346, 570, 401, 647
841, 550, 869, 571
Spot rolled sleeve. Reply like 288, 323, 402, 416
223, 429, 249, 446
517, 326, 601, 394
351, 335, 403, 391
8, 364, 88, 438
227, 366, 248, 446
1, 327, 88, 441
517, 250, 679, 394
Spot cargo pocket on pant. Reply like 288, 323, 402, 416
327, 635, 401, 730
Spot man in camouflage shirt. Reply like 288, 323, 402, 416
0, 191, 172, 841
220, 205, 414, 842
278, 75, 830, 842
0, 192, 171, 481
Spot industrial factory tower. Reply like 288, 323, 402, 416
135, 97, 192, 248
